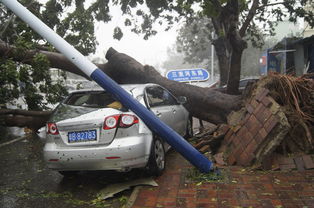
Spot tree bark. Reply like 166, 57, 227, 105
213, 37, 230, 86
0, 109, 52, 131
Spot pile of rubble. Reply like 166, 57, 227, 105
194, 73, 314, 171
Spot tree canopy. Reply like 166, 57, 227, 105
106, 0, 314, 93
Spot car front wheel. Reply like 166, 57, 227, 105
147, 137, 165, 176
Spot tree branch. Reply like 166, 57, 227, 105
257, 2, 285, 10
0, 109, 52, 117
209, 0, 222, 11
0, 109, 52, 131
240, 0, 260, 37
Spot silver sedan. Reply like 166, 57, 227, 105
44, 84, 192, 176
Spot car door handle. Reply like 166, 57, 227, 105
156, 112, 162, 117
172, 109, 176, 114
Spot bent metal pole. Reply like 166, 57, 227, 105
1, 0, 213, 173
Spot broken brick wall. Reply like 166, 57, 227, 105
219, 88, 290, 167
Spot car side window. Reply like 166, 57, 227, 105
146, 87, 178, 107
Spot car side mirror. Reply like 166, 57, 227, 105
177, 96, 187, 104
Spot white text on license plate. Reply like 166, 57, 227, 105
68, 130, 97, 143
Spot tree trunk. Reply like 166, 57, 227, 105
213, 37, 230, 86
103, 48, 242, 123
0, 46, 243, 131
0, 109, 52, 131
226, 48, 244, 95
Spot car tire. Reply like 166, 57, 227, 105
147, 137, 165, 176
58, 171, 78, 177
184, 117, 193, 139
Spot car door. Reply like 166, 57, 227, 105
145, 86, 185, 134
145, 86, 173, 129
159, 88, 186, 135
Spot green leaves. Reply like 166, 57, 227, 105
0, 59, 19, 106
201, 1, 220, 18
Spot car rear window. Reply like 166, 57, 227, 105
64, 91, 122, 109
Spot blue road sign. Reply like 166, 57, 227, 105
166, 69, 209, 82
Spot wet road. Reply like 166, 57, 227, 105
0, 127, 147, 208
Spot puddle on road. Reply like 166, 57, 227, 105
0, 129, 151, 208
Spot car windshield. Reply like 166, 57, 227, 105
64, 91, 122, 109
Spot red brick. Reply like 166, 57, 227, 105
257, 108, 272, 123
255, 88, 270, 102
254, 131, 264, 145
245, 114, 259, 131
246, 103, 254, 114
249, 120, 263, 137
294, 157, 305, 171
246, 139, 258, 155
271, 200, 284, 207
302, 155, 314, 169
240, 114, 251, 126
194, 140, 207, 149
238, 151, 251, 166
199, 145, 210, 153
261, 96, 272, 107
227, 154, 236, 165
217, 124, 230, 135
258, 128, 268, 140
264, 115, 279, 133
236, 126, 248, 138
253, 103, 267, 118
223, 130, 234, 145
252, 103, 265, 118
279, 163, 296, 171
232, 135, 242, 147
232, 124, 242, 133
250, 99, 259, 108
233, 145, 245, 159
178, 193, 195, 198
278, 157, 295, 165
242, 132, 253, 148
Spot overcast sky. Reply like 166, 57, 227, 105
92, 5, 179, 70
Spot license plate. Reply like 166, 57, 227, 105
68, 130, 97, 143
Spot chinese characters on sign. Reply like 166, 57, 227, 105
166, 69, 209, 82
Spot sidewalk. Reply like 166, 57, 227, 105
132, 151, 314, 208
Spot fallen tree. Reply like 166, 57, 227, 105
0, 45, 242, 131
193, 73, 314, 170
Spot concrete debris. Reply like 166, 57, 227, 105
98, 177, 158, 200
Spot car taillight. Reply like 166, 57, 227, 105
103, 115, 120, 130
103, 114, 139, 130
120, 114, 139, 128
47, 123, 59, 135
